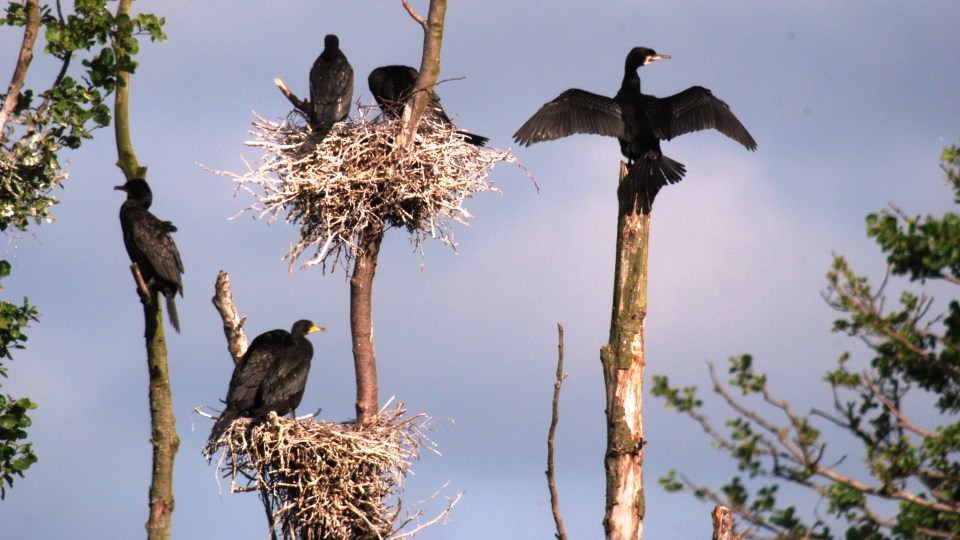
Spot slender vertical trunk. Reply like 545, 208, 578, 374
399, 0, 446, 150
350, 223, 384, 425
113, 2, 177, 536
600, 163, 654, 539
142, 289, 179, 540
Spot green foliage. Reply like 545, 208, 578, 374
0, 260, 39, 498
654, 143, 960, 539
0, 0, 165, 497
1, 1, 165, 232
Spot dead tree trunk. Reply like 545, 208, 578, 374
350, 223, 384, 425
600, 163, 657, 539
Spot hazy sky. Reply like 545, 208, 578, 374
2, 2, 958, 538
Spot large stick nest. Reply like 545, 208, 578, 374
206, 406, 450, 540
213, 106, 524, 272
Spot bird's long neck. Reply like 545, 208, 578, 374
622, 66, 641, 93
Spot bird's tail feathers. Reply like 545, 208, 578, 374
621, 154, 687, 213
458, 130, 489, 147
165, 294, 180, 334
207, 408, 239, 449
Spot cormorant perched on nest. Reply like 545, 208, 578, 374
115, 178, 184, 333
208, 320, 326, 444
309, 34, 353, 133
514, 47, 756, 201
368, 64, 489, 146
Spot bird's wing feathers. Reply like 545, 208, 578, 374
129, 208, 184, 291
224, 347, 274, 409
310, 54, 354, 123
649, 86, 757, 150
514, 89, 624, 146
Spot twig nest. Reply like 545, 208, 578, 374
207, 407, 445, 539
215, 107, 523, 272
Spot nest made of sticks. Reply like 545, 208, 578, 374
213, 105, 525, 273
207, 405, 446, 540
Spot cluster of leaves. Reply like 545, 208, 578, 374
653, 143, 960, 539
0, 260, 39, 498
1, 0, 165, 232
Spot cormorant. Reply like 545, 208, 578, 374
208, 320, 325, 443
368, 65, 489, 146
514, 47, 756, 204
115, 178, 185, 333
309, 34, 354, 132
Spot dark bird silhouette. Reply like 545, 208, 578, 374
309, 34, 353, 132
208, 320, 325, 444
115, 178, 184, 333
514, 47, 756, 206
368, 64, 489, 146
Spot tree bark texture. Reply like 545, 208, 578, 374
548, 323, 569, 540
711, 506, 737, 540
0, 0, 39, 135
113, 2, 177, 536
399, 0, 446, 150
350, 223, 384, 425
600, 163, 653, 540
212, 270, 249, 365
140, 282, 179, 540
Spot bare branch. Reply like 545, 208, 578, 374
546, 322, 568, 540
273, 77, 311, 121
864, 375, 935, 439
401, 0, 427, 28
211, 270, 249, 365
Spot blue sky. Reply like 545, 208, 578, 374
1, 1, 958, 538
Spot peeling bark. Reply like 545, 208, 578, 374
601, 163, 655, 539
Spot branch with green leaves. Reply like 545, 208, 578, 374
1, 0, 164, 232
653, 143, 960, 539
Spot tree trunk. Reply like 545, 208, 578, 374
350, 223, 384, 425
399, 0, 446, 150
141, 286, 179, 540
600, 163, 655, 539
113, 2, 178, 536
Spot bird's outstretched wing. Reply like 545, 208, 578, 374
514, 89, 624, 146
130, 208, 184, 294
645, 86, 757, 150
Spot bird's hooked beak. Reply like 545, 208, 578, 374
114, 184, 128, 192
645, 53, 671, 65
308, 324, 326, 334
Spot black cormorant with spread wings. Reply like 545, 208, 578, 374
115, 178, 184, 333
208, 320, 325, 444
368, 64, 488, 146
514, 47, 756, 204
309, 34, 353, 133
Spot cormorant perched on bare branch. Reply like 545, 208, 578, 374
368, 64, 489, 146
208, 320, 325, 443
309, 34, 353, 132
514, 47, 756, 201
115, 178, 184, 333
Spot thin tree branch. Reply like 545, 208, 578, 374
401, 0, 426, 28
0, 0, 40, 136
211, 270, 249, 365
272, 77, 311, 121
863, 375, 934, 439
546, 322, 568, 540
